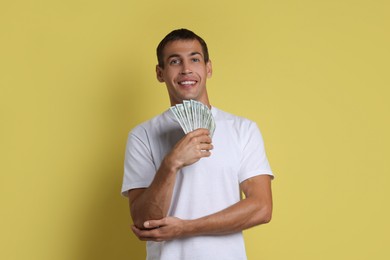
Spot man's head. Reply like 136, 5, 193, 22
157, 29, 209, 69
155, 29, 212, 106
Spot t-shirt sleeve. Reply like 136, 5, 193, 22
238, 121, 274, 183
121, 129, 156, 197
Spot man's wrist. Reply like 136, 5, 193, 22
163, 153, 183, 172
181, 219, 199, 237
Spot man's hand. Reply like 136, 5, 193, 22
166, 128, 213, 170
131, 217, 187, 242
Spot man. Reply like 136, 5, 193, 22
122, 28, 274, 259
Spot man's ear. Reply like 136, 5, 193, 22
206, 60, 213, 78
156, 65, 165, 82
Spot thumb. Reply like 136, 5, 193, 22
144, 219, 163, 229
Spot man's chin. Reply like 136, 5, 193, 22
179, 94, 198, 102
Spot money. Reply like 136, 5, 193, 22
170, 100, 216, 137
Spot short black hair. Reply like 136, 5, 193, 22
156, 28, 209, 68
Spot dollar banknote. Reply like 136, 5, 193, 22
170, 100, 216, 137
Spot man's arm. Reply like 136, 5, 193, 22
128, 129, 213, 229
131, 174, 273, 241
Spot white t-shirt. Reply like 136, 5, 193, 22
122, 107, 273, 260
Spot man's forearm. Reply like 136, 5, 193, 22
129, 158, 178, 228
185, 175, 273, 236
184, 196, 272, 236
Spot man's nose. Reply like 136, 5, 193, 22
181, 61, 192, 74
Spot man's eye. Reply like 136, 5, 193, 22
192, 58, 200, 62
169, 59, 180, 65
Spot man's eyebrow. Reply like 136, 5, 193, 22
166, 52, 203, 60
167, 54, 181, 60
166, 54, 180, 60
190, 52, 202, 57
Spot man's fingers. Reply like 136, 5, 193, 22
187, 132, 212, 145
144, 219, 164, 229
189, 128, 210, 136
199, 143, 213, 151
197, 135, 212, 144
131, 225, 142, 239
132, 217, 183, 242
171, 128, 214, 168
132, 224, 163, 242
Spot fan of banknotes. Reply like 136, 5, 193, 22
170, 100, 216, 137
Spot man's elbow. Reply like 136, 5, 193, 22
130, 203, 148, 229
254, 205, 272, 225
132, 216, 145, 229
130, 204, 165, 229
261, 209, 272, 224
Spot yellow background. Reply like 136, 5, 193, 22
1, 0, 389, 259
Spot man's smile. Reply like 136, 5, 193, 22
178, 80, 197, 86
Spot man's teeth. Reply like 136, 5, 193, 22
179, 81, 196, 85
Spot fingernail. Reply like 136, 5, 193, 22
144, 221, 149, 228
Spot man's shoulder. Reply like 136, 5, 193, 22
213, 107, 255, 125
130, 109, 172, 134
213, 107, 262, 141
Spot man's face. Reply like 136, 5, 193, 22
156, 40, 212, 106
